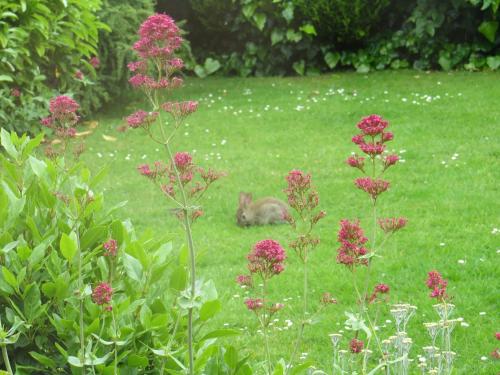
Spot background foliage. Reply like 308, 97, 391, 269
158, 0, 500, 76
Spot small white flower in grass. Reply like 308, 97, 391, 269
386, 320, 392, 323
440, 243, 445, 246
400, 159, 406, 163
233, 294, 240, 298
460, 321, 469, 327
192, 149, 197, 153
480, 356, 487, 361
109, 153, 114, 157
184, 132, 189, 136
479, 312, 486, 316
384, 99, 390, 103
437, 81, 442, 85
141, 154, 147, 160
402, 98, 408, 102
491, 228, 499, 234
295, 105, 304, 111
205, 129, 210, 133
458, 93, 462, 96
125, 154, 131, 161
221, 139, 227, 145
223, 323, 229, 327
384, 91, 388, 94
496, 249, 500, 254
458, 259, 465, 264
97, 152, 103, 158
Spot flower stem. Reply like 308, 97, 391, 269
1, 345, 13, 375
76, 225, 85, 373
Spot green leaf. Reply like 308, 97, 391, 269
487, 55, 500, 70
199, 299, 221, 321
224, 346, 238, 369
204, 58, 221, 75
286, 29, 302, 43
2, 266, 17, 289
194, 65, 207, 78
29, 351, 56, 369
438, 54, 452, 71
281, 4, 294, 23
324, 51, 340, 69
292, 60, 305, 76
253, 13, 266, 31
478, 21, 498, 42
60, 232, 77, 262
122, 253, 143, 282
271, 29, 284, 46
199, 329, 240, 342
29, 156, 47, 178
127, 354, 148, 367
1, 129, 19, 159
24, 283, 42, 321
169, 266, 187, 291
0, 75, 13, 82
299, 24, 316, 36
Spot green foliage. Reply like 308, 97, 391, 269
0, 131, 248, 373
0, 0, 108, 133
293, 0, 392, 44
184, 0, 500, 75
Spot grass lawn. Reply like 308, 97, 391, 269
81, 70, 499, 374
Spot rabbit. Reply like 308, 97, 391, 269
236, 192, 289, 227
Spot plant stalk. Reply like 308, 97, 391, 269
1, 345, 13, 375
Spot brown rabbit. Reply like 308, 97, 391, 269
236, 192, 289, 227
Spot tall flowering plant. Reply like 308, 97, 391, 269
237, 239, 287, 374
329, 115, 409, 374
125, 13, 223, 375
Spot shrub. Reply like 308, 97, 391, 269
293, 0, 392, 45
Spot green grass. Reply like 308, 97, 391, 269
82, 70, 499, 374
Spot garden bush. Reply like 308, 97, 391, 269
0, 0, 108, 134
176, 0, 500, 76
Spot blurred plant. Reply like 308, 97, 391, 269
124, 13, 224, 375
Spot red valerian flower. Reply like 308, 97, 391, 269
349, 338, 364, 353
426, 270, 449, 300
236, 275, 253, 287
383, 154, 399, 169
125, 110, 158, 128
92, 282, 113, 306
346, 155, 365, 171
244, 298, 264, 311
89, 56, 100, 68
357, 114, 388, 136
355, 177, 390, 201
378, 217, 407, 234
247, 239, 286, 279
336, 219, 369, 268
103, 239, 118, 256
11, 88, 21, 97
161, 101, 198, 121
174, 152, 192, 169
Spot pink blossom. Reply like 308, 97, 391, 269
11, 88, 21, 97
169, 58, 184, 69
270, 303, 284, 313
285, 170, 311, 190
49, 95, 79, 115
357, 114, 388, 136
137, 164, 153, 177
352, 134, 365, 145
133, 14, 182, 59
426, 270, 448, 300
161, 101, 198, 120
496, 332, 500, 340
349, 338, 364, 353
129, 74, 147, 87
378, 217, 407, 233
174, 152, 192, 169
336, 219, 369, 268
89, 56, 100, 68
171, 76, 183, 88
103, 239, 118, 256
75, 70, 84, 80
40, 117, 54, 127
359, 142, 385, 156
236, 275, 252, 287
346, 155, 365, 170
247, 239, 286, 279
92, 282, 113, 306
244, 298, 264, 311
384, 154, 399, 169
355, 177, 390, 201
127, 60, 148, 72
125, 110, 158, 128
375, 283, 390, 293
382, 132, 394, 142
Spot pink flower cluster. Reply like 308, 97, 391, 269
103, 239, 118, 257
40, 96, 80, 137
426, 270, 448, 300
162, 101, 198, 122
244, 298, 264, 311
11, 88, 21, 97
492, 332, 500, 359
236, 274, 253, 287
355, 177, 390, 201
368, 283, 390, 303
247, 239, 286, 279
378, 217, 408, 234
283, 170, 322, 218
336, 219, 369, 268
125, 110, 159, 129
92, 282, 113, 307
349, 115, 399, 172
89, 56, 100, 69
349, 338, 364, 353
75, 70, 84, 80
134, 14, 182, 60
174, 151, 192, 170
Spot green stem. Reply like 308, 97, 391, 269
1, 345, 13, 375
76, 225, 85, 373
261, 279, 272, 375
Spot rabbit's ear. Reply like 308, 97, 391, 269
239, 192, 252, 207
